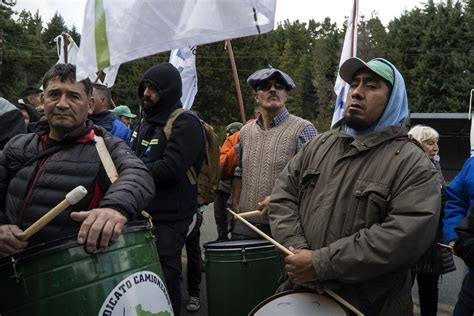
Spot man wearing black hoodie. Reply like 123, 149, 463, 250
130, 63, 205, 315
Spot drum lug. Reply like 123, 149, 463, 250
11, 257, 21, 283
141, 210, 154, 230
241, 248, 247, 263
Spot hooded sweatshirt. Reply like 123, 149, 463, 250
130, 63, 205, 222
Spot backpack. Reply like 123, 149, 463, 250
163, 108, 221, 206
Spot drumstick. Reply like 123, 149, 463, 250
236, 210, 262, 219
437, 242, 454, 250
227, 208, 365, 316
227, 208, 291, 256
19, 186, 88, 241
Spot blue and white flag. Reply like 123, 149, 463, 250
76, 0, 276, 81
169, 46, 198, 110
331, 0, 359, 127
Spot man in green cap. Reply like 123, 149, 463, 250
113, 105, 137, 128
268, 57, 441, 315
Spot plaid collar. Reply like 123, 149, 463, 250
256, 108, 289, 129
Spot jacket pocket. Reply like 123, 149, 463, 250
298, 169, 320, 203
348, 179, 391, 233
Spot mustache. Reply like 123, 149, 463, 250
142, 96, 154, 104
51, 109, 72, 115
267, 91, 280, 100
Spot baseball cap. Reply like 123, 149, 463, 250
226, 122, 243, 134
112, 105, 137, 118
21, 86, 43, 98
339, 57, 394, 86
247, 66, 296, 91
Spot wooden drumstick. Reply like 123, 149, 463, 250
236, 210, 262, 219
437, 242, 454, 250
227, 208, 291, 255
227, 208, 365, 316
19, 186, 88, 241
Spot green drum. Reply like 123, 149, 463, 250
204, 239, 284, 316
0, 222, 173, 316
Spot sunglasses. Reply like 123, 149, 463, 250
256, 81, 287, 91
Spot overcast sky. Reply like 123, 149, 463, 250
12, 0, 428, 31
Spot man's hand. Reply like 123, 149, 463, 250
0, 225, 28, 257
448, 240, 456, 254
257, 195, 271, 216
230, 202, 240, 214
285, 247, 317, 284
71, 208, 127, 253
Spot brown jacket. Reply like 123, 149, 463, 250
269, 126, 441, 316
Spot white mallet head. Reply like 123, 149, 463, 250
65, 186, 88, 205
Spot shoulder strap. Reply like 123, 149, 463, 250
94, 134, 153, 223
163, 108, 186, 140
94, 135, 118, 183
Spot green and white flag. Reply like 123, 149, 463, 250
76, 0, 276, 81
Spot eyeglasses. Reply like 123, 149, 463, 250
256, 81, 286, 91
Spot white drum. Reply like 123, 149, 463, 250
249, 290, 348, 316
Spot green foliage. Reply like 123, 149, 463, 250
2, 1, 473, 132
386, 0, 473, 113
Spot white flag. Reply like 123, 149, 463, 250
169, 46, 198, 110
76, 0, 276, 81
331, 0, 359, 127
54, 34, 120, 87
54, 34, 79, 64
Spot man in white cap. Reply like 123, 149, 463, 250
230, 66, 318, 239
268, 58, 441, 315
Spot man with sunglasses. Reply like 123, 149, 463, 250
230, 66, 318, 239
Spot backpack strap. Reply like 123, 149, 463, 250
163, 108, 186, 140
163, 107, 203, 186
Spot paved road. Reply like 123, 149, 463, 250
180, 203, 467, 315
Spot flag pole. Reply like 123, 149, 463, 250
62, 33, 69, 64
225, 39, 246, 123
350, 0, 357, 57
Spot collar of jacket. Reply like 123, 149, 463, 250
145, 102, 182, 126
88, 111, 116, 131
334, 124, 407, 152
37, 119, 96, 144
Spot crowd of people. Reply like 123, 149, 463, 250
0, 57, 473, 316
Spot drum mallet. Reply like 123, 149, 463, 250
235, 210, 262, 219
227, 208, 364, 316
437, 242, 454, 251
19, 186, 88, 241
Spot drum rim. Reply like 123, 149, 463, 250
0, 221, 151, 267
248, 289, 347, 316
204, 239, 274, 250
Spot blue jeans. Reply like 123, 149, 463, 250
454, 271, 474, 316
